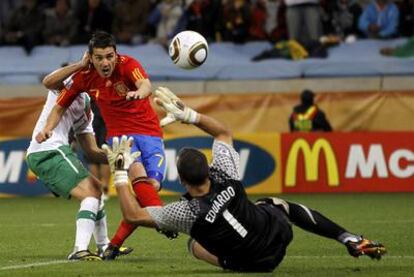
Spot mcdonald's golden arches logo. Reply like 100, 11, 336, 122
285, 138, 339, 187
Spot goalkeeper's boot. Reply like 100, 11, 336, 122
102, 243, 134, 260
346, 238, 386, 260
68, 250, 102, 261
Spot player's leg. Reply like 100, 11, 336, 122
134, 135, 179, 239
94, 198, 110, 253
285, 200, 386, 259
88, 161, 110, 199
69, 176, 102, 260
103, 136, 150, 259
99, 164, 111, 198
130, 135, 166, 205
27, 146, 102, 261
130, 165, 163, 207
88, 163, 99, 177
105, 135, 167, 259
257, 197, 386, 259
106, 163, 162, 257
106, 162, 145, 249
83, 175, 111, 255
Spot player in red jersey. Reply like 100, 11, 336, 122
36, 31, 172, 259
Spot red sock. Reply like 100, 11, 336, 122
111, 220, 137, 247
132, 180, 163, 207
110, 181, 162, 246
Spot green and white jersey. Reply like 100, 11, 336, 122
27, 90, 93, 155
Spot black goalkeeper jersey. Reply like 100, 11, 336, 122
145, 139, 292, 270
186, 169, 288, 263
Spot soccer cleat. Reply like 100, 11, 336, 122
346, 238, 387, 260
119, 246, 134, 256
68, 250, 102, 261
102, 243, 134, 260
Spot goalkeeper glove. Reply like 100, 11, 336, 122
154, 87, 199, 127
102, 135, 140, 186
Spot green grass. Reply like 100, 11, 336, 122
0, 194, 413, 276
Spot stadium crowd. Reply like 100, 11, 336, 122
0, 0, 413, 54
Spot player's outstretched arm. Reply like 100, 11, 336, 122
154, 87, 233, 145
196, 114, 233, 146
42, 51, 90, 90
35, 104, 66, 143
126, 78, 152, 100
77, 133, 108, 164
102, 136, 158, 227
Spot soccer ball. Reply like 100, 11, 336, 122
169, 31, 208, 70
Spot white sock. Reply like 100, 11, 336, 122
94, 198, 110, 248
75, 197, 99, 252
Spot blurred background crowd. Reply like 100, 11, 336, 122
0, 0, 413, 54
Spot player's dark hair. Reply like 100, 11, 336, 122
88, 31, 116, 54
177, 147, 209, 187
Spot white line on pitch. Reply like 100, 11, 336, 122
288, 255, 414, 259
2, 255, 412, 271
0, 260, 72, 270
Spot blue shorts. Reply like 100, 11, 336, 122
107, 134, 166, 183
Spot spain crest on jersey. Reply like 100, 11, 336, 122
114, 81, 128, 97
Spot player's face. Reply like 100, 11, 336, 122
91, 47, 117, 78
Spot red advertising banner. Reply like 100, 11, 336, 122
282, 132, 414, 192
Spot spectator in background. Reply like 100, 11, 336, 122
285, 0, 322, 43
43, 0, 76, 46
289, 89, 332, 132
72, 0, 113, 44
145, 0, 163, 38
0, 1, 21, 38
396, 0, 414, 37
102, 0, 117, 9
380, 35, 414, 57
357, 0, 371, 7
2, 0, 44, 54
177, 0, 205, 38
112, 0, 151, 45
358, 0, 399, 39
249, 0, 287, 43
149, 0, 183, 46
219, 0, 251, 43
324, 0, 362, 39
198, 0, 222, 42
177, 0, 222, 42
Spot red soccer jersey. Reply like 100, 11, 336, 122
57, 55, 162, 138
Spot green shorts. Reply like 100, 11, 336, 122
27, 145, 89, 199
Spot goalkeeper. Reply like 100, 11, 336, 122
105, 87, 386, 272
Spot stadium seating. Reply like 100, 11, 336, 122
0, 39, 413, 84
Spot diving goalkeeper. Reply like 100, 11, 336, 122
104, 87, 386, 272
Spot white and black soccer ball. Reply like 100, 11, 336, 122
169, 31, 208, 70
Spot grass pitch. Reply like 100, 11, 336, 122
0, 193, 412, 276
